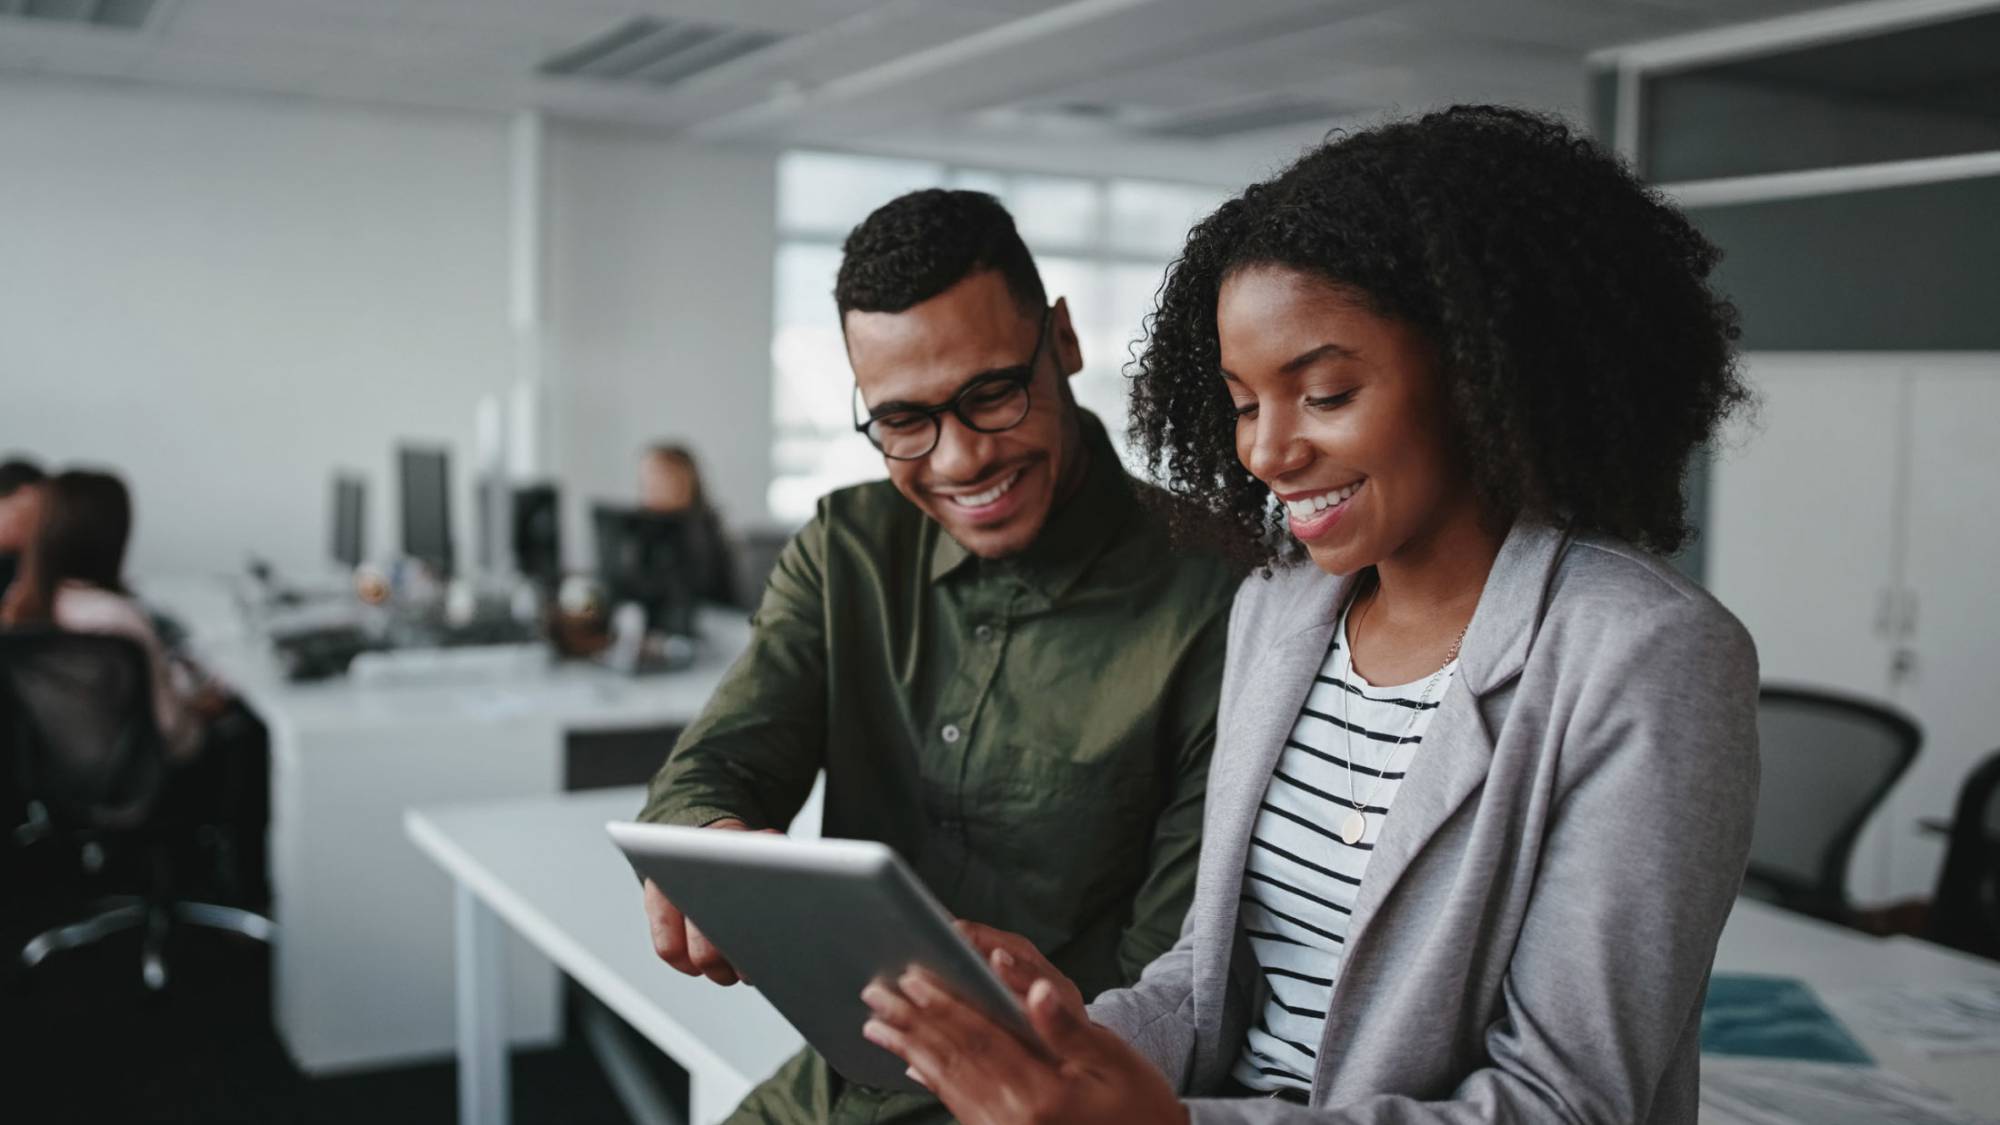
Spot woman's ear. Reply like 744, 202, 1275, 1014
1050, 297, 1085, 379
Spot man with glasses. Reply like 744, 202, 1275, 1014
638, 188, 1236, 1125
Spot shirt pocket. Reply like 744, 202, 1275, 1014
965, 727, 1162, 889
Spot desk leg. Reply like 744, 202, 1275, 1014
456, 884, 510, 1125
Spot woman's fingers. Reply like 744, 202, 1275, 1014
1025, 977, 1092, 1052
986, 946, 1042, 1000
955, 921, 1085, 1013
860, 979, 922, 1030
864, 972, 1051, 1121
955, 921, 1042, 967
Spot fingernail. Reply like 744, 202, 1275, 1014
862, 1020, 885, 1044
906, 1066, 929, 1089
993, 949, 1015, 968
901, 971, 934, 1004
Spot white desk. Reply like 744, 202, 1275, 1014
411, 786, 2000, 1125
141, 576, 751, 1075
408, 785, 819, 1125
1709, 897, 2000, 1114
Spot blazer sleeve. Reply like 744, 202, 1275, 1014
1090, 917, 1201, 1089
1089, 574, 1259, 1092
1181, 597, 1760, 1125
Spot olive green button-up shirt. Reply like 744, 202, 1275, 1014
640, 413, 1235, 1122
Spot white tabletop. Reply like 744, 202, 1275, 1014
407, 786, 810, 1097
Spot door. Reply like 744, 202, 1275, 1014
1708, 355, 1904, 697
1887, 356, 2000, 902
1707, 354, 1907, 903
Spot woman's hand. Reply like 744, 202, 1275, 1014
953, 921, 1084, 1016
861, 966, 1188, 1125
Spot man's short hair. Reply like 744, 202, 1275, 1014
834, 189, 1047, 322
0, 458, 45, 498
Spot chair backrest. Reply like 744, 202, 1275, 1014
1929, 750, 2000, 959
1745, 685, 1921, 919
0, 630, 166, 832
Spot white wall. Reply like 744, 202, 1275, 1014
0, 78, 778, 581
552, 124, 776, 560
546, 125, 776, 569
0, 77, 513, 579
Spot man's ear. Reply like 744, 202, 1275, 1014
1050, 297, 1084, 378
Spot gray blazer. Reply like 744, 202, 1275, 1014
1089, 520, 1760, 1123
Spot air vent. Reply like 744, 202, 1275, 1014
1146, 95, 1355, 140
0, 0, 156, 30
539, 16, 785, 89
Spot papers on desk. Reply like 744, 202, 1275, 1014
1698, 974, 2000, 1123
1702, 974, 1873, 1063
1839, 982, 2000, 1058
1701, 1057, 1997, 1125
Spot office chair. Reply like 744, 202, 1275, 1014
1928, 750, 2000, 960
732, 525, 794, 610
1742, 685, 1921, 925
0, 631, 273, 990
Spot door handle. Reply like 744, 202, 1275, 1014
1891, 646, 1918, 683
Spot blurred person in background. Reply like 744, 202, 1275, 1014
2, 469, 270, 906
0, 457, 47, 602
639, 442, 742, 608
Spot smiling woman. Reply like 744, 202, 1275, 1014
1133, 105, 1747, 573
861, 105, 1763, 1125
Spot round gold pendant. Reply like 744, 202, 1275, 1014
1339, 809, 1367, 845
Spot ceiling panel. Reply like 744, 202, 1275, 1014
0, 0, 1878, 178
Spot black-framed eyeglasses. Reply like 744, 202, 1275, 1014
851, 308, 1050, 461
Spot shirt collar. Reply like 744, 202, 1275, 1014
927, 410, 1132, 599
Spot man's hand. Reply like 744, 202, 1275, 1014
641, 817, 772, 986
861, 967, 1188, 1125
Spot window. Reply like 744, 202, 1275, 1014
768, 150, 1228, 523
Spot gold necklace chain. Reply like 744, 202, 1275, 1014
1334, 584, 1468, 846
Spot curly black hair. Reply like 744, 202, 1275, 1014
835, 188, 1046, 321
1129, 104, 1746, 568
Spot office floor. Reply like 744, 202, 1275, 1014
1, 850, 647, 1125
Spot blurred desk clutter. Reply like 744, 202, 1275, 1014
12, 419, 781, 1078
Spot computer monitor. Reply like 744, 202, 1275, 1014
592, 505, 700, 638
331, 474, 366, 570
398, 445, 453, 578
512, 484, 561, 584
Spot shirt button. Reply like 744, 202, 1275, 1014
974, 624, 994, 643
941, 724, 962, 744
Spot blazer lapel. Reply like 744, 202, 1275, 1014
1333, 520, 1570, 972
1193, 569, 1347, 1010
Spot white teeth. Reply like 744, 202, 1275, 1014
1279, 481, 1362, 520
948, 470, 1022, 508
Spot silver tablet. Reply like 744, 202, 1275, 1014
606, 821, 1041, 1093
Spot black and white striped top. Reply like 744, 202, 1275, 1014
1230, 599, 1458, 1095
